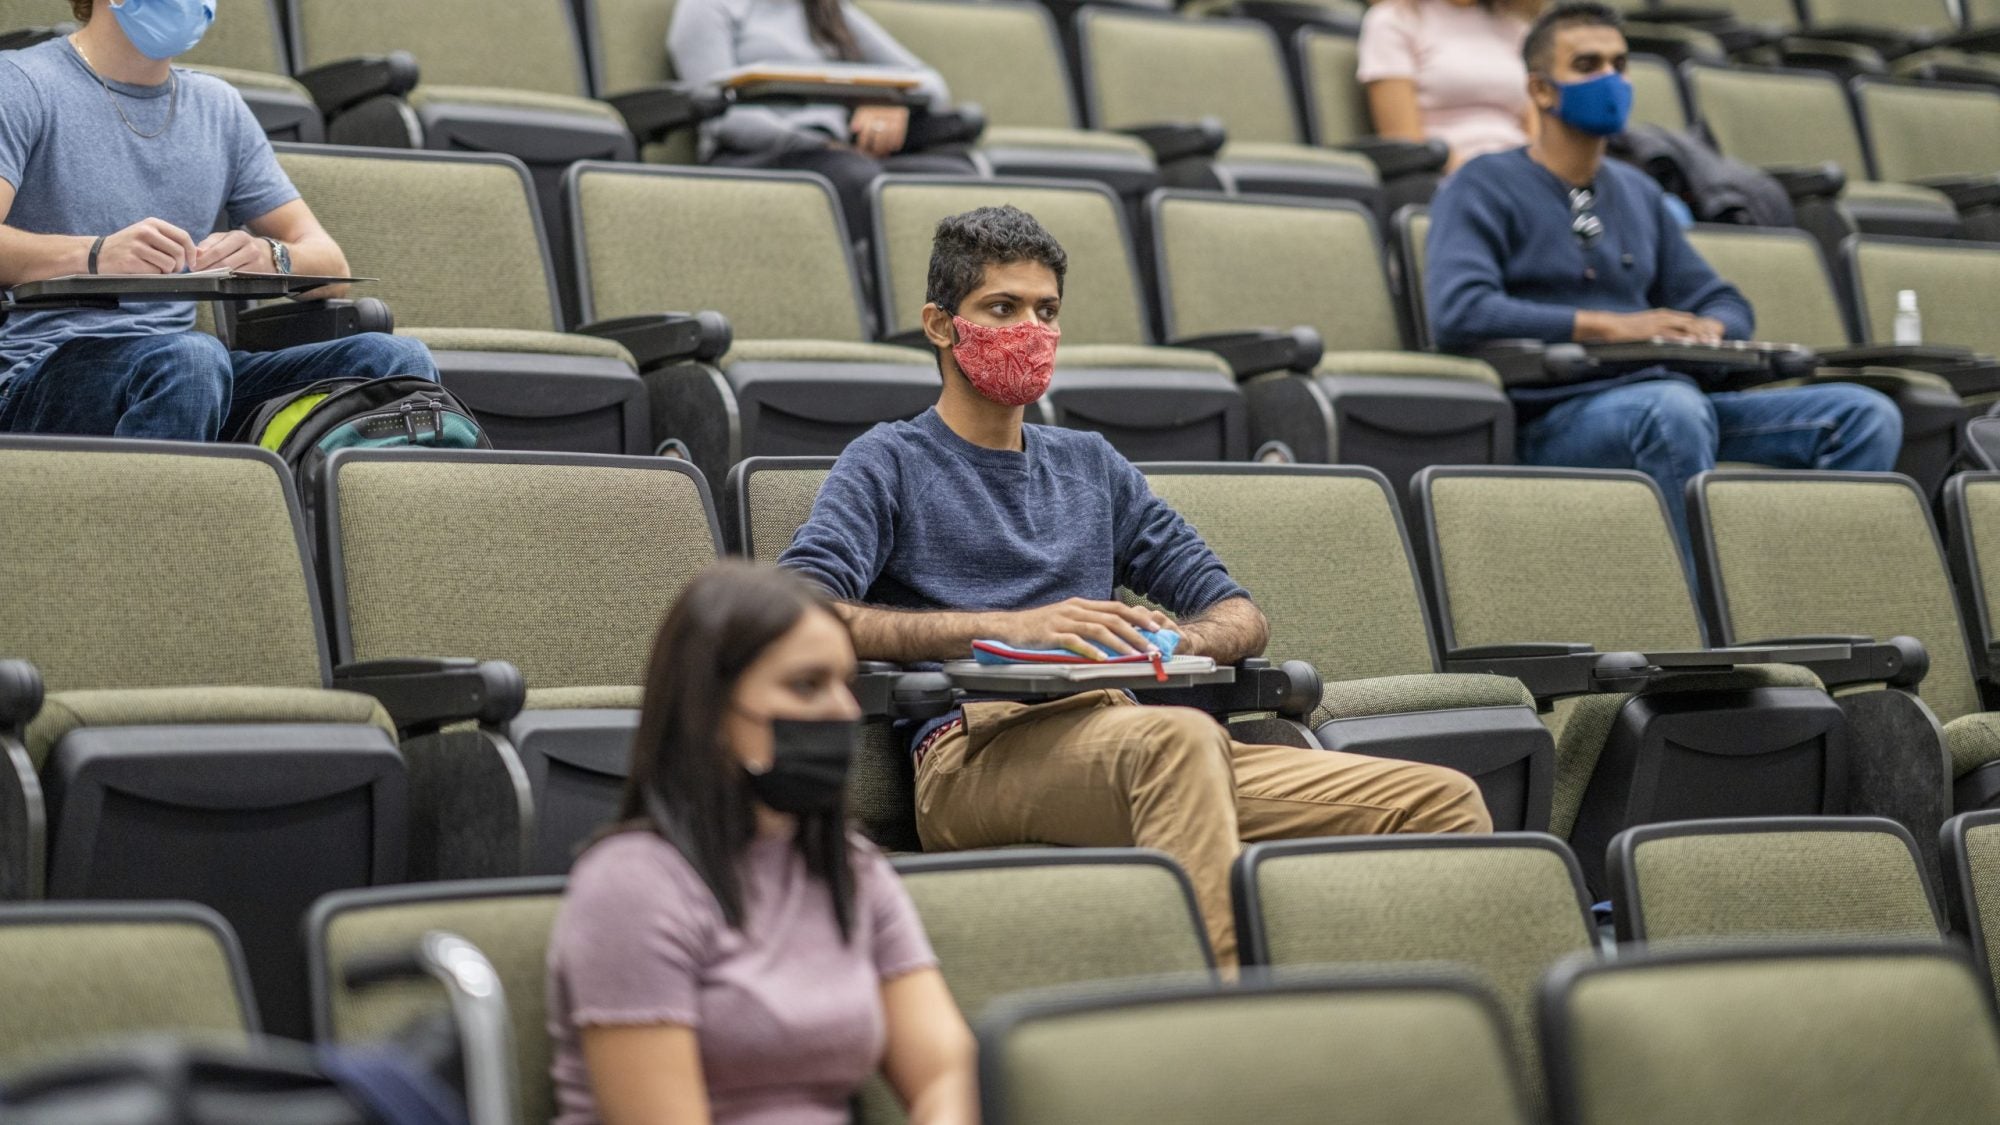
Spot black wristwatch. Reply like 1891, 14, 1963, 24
262, 236, 292, 275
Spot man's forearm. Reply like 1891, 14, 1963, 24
837, 602, 1000, 664
0, 225, 90, 286
1175, 596, 1268, 665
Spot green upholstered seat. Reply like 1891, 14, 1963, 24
25, 686, 396, 772
1854, 80, 2000, 186
1941, 809, 2000, 1001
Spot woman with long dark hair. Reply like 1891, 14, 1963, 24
667, 0, 977, 238
1359, 0, 1549, 173
546, 562, 975, 1125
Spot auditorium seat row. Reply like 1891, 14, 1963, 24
9, 820, 2000, 1122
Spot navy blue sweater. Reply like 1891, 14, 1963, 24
780, 408, 1248, 618
1426, 148, 1755, 412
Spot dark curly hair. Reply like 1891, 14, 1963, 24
70, 0, 93, 22
1523, 1, 1624, 73
924, 205, 1067, 315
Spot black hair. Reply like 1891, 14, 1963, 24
924, 205, 1068, 315
803, 0, 861, 61
609, 561, 858, 940
1522, 1, 1624, 73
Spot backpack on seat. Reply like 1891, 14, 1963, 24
236, 375, 488, 518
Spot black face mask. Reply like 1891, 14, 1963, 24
744, 718, 857, 814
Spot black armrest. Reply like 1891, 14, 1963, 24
1143, 658, 1323, 721
0, 660, 42, 734
604, 82, 728, 142
0, 25, 69, 52
333, 657, 525, 734
1901, 57, 2000, 90
575, 311, 732, 369
1340, 137, 1448, 181
1119, 119, 1227, 164
1765, 161, 1847, 202
881, 327, 931, 349
230, 298, 394, 353
1791, 25, 1932, 59
1910, 173, 2000, 211
1737, 634, 1929, 690
852, 663, 958, 722
905, 104, 986, 150
1471, 340, 1591, 387
1445, 643, 1605, 700
1815, 344, 1982, 371
295, 53, 420, 118
1169, 328, 1324, 379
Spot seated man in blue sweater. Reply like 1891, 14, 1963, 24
779, 205, 1490, 968
1426, 0, 1900, 541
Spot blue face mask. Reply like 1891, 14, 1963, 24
1548, 70, 1634, 137
110, 0, 216, 61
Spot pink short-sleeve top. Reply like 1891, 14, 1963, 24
546, 830, 939, 1125
1357, 0, 1534, 163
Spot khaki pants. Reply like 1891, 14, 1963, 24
914, 691, 1492, 968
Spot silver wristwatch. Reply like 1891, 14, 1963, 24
262, 236, 292, 275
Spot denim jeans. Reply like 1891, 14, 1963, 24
0, 330, 439, 442
1519, 377, 1903, 554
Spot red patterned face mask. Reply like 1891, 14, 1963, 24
950, 315, 1060, 406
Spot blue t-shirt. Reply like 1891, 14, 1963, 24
1425, 147, 1754, 412
0, 38, 300, 385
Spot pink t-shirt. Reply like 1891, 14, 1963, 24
546, 830, 938, 1125
1357, 0, 1532, 164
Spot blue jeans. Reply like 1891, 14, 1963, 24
1519, 377, 1903, 554
0, 330, 439, 442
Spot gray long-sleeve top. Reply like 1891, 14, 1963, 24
667, 0, 952, 157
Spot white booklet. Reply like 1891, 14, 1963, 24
941, 656, 1218, 682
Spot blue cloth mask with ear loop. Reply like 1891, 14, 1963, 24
1551, 70, 1634, 137
110, 0, 216, 61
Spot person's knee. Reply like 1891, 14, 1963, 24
348, 334, 439, 381
1629, 380, 1716, 448
1827, 384, 1903, 470
1125, 707, 1233, 779
1401, 766, 1493, 834
143, 333, 233, 398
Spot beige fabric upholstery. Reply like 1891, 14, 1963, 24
1297, 30, 1370, 145
1946, 714, 2000, 780
1056, 344, 1231, 374
190, 65, 311, 100
1557, 951, 2000, 1125
1958, 818, 2000, 997
1856, 81, 2000, 182
741, 466, 832, 562
25, 687, 397, 772
1082, 11, 1300, 144
720, 340, 932, 367
860, 0, 1077, 129
408, 85, 625, 125
591, 0, 680, 92
277, 151, 560, 332
0, 913, 251, 1073
1318, 674, 1535, 722
1216, 141, 1378, 180
1685, 227, 1847, 346
179, 0, 286, 73
0, 447, 325, 696
404, 328, 636, 367
1626, 55, 1687, 132
1811, 0, 1955, 32
1843, 179, 1958, 212
1312, 351, 1502, 384
1852, 239, 2000, 356
875, 180, 1147, 344
979, 125, 1153, 157
1964, 477, 2000, 656
1626, 827, 1939, 943
293, 0, 586, 96
1689, 66, 1875, 180
320, 892, 563, 1124
992, 982, 1527, 1125
1699, 474, 1982, 724
572, 167, 866, 341
523, 685, 643, 710
1247, 842, 1588, 1107
1426, 473, 1704, 652
333, 459, 716, 687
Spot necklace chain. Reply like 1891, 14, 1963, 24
70, 35, 178, 140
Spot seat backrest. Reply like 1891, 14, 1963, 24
0, 903, 255, 1073
1151, 193, 1404, 352
1608, 817, 1942, 943
1854, 79, 2000, 183
324, 450, 719, 687
1077, 10, 1300, 143
981, 972, 1529, 1125
179, 0, 286, 73
290, 0, 589, 97
1626, 54, 1689, 132
1711, 0, 1804, 28
873, 176, 1149, 345
1417, 468, 1707, 653
1684, 224, 1849, 345
1397, 205, 1436, 348
1848, 236, 2000, 355
1691, 471, 1983, 723
859, 0, 1078, 130
1942, 809, 2000, 1000
570, 164, 868, 341
1685, 64, 1871, 181
0, 439, 327, 694
1236, 835, 1593, 1109
1297, 29, 1371, 146
1806, 0, 1956, 34
1948, 473, 2000, 686
728, 457, 835, 560
1542, 944, 2000, 1125
276, 146, 562, 333
586, 0, 682, 94
1137, 466, 1442, 726
307, 879, 566, 1125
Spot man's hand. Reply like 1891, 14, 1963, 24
195, 229, 276, 273
851, 104, 910, 157
98, 217, 198, 274
1574, 308, 1726, 345
989, 597, 1175, 660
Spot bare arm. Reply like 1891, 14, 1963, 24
1173, 596, 1268, 665
198, 198, 351, 297
0, 181, 208, 284
838, 597, 1177, 664
1365, 78, 1427, 144
580, 1024, 713, 1125
880, 969, 977, 1125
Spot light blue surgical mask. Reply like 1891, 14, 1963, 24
1546, 70, 1634, 137
110, 0, 216, 61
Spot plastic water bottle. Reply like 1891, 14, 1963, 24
1894, 289, 1924, 346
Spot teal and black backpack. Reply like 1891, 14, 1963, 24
237, 374, 489, 515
